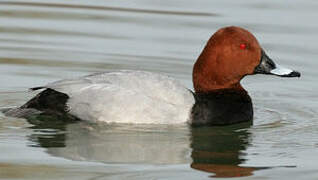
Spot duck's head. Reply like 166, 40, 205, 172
193, 26, 300, 93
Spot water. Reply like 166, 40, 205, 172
0, 0, 318, 179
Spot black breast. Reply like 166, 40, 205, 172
191, 90, 253, 126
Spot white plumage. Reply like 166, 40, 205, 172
43, 70, 195, 124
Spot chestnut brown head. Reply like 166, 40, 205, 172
193, 26, 300, 93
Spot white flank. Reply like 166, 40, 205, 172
43, 70, 195, 124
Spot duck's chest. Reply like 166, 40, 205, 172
190, 91, 253, 126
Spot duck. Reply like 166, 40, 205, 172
5, 26, 300, 125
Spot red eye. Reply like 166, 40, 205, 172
240, 43, 247, 50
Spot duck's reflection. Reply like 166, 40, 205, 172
27, 117, 263, 178
28, 118, 192, 164
190, 122, 264, 177
27, 116, 72, 148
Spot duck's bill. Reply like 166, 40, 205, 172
254, 49, 301, 77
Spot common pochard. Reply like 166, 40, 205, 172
6, 26, 300, 125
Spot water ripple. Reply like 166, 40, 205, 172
0, 1, 218, 17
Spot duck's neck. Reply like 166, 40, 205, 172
191, 88, 253, 126
194, 83, 246, 94
192, 57, 245, 92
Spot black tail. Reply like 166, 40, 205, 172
22, 88, 69, 113
5, 88, 79, 122
29, 86, 46, 91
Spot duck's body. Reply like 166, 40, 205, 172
6, 26, 300, 125
21, 71, 195, 124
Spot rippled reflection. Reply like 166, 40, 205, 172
27, 118, 192, 164
190, 123, 265, 177
25, 116, 280, 178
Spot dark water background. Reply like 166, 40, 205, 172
1, 0, 318, 179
